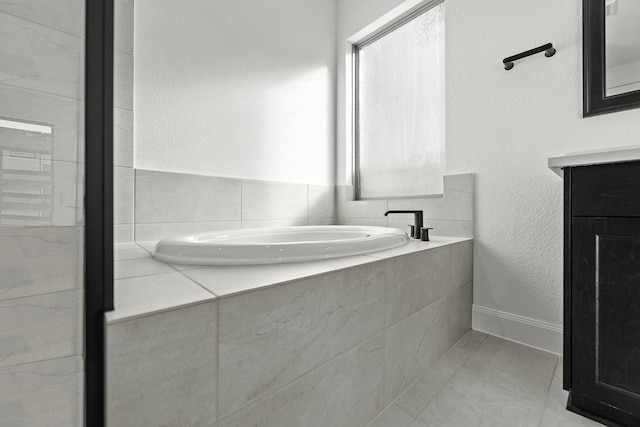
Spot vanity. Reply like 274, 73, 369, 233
550, 148, 640, 427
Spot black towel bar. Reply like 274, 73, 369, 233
503, 43, 556, 70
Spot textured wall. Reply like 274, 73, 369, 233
445, 0, 640, 325
337, 0, 640, 328
134, 0, 337, 185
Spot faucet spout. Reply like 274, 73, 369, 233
384, 210, 424, 239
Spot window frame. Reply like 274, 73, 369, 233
350, 0, 444, 200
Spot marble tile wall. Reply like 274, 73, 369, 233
217, 262, 386, 417
132, 169, 336, 241
217, 240, 471, 425
217, 283, 471, 427
106, 301, 218, 427
0, 1, 89, 425
113, 0, 135, 243
127, 162, 469, 244
219, 333, 386, 427
0, 356, 84, 427
337, 174, 474, 238
220, 245, 471, 425
131, 171, 470, 241
106, 240, 472, 426
384, 284, 473, 403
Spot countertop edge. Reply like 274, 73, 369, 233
548, 146, 640, 178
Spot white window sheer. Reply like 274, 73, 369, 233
356, 3, 445, 199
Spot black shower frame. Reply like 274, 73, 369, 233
85, 0, 114, 425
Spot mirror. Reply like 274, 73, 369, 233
584, 0, 640, 116
604, 0, 640, 96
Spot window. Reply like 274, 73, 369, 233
354, 2, 445, 199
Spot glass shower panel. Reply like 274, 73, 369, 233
113, 0, 134, 245
357, 3, 445, 199
0, 3, 85, 426
0, 119, 54, 226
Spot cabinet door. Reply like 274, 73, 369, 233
572, 217, 640, 420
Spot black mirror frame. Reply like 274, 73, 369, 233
583, 0, 640, 117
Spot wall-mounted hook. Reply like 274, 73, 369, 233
503, 43, 556, 70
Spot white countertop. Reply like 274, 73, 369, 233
106, 236, 472, 324
548, 145, 640, 177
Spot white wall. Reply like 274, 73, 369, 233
135, 0, 336, 185
337, 0, 640, 345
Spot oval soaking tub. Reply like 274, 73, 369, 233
153, 225, 410, 265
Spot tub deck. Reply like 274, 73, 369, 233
107, 235, 471, 324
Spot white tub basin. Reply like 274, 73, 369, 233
153, 225, 410, 265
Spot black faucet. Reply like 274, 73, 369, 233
384, 210, 424, 239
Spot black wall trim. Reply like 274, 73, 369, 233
85, 0, 114, 425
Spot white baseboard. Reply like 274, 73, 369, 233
472, 305, 563, 355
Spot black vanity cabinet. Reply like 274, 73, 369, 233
565, 161, 640, 427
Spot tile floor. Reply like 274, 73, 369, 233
368, 332, 603, 427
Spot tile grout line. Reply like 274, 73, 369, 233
240, 178, 244, 229
0, 154, 83, 166
105, 298, 216, 325
0, 9, 84, 39
369, 330, 487, 427
381, 259, 388, 425
383, 280, 473, 331
170, 262, 219, 298
125, 247, 220, 297
216, 299, 220, 426
545, 356, 560, 398
0, 80, 86, 105
306, 184, 309, 223
536, 355, 562, 427
410, 332, 490, 425
0, 286, 81, 304
0, 353, 83, 371
537, 357, 561, 427
454, 349, 557, 410
132, 169, 137, 241
0, 224, 84, 231
133, 219, 305, 226
114, 268, 174, 282
216, 328, 387, 423
114, 246, 220, 315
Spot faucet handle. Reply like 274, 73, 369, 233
420, 227, 434, 242
408, 225, 416, 238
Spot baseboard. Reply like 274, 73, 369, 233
472, 305, 563, 355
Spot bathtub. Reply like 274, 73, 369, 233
152, 225, 410, 265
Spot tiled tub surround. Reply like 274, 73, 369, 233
337, 174, 474, 238
106, 237, 472, 426
129, 169, 336, 241
117, 170, 472, 243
